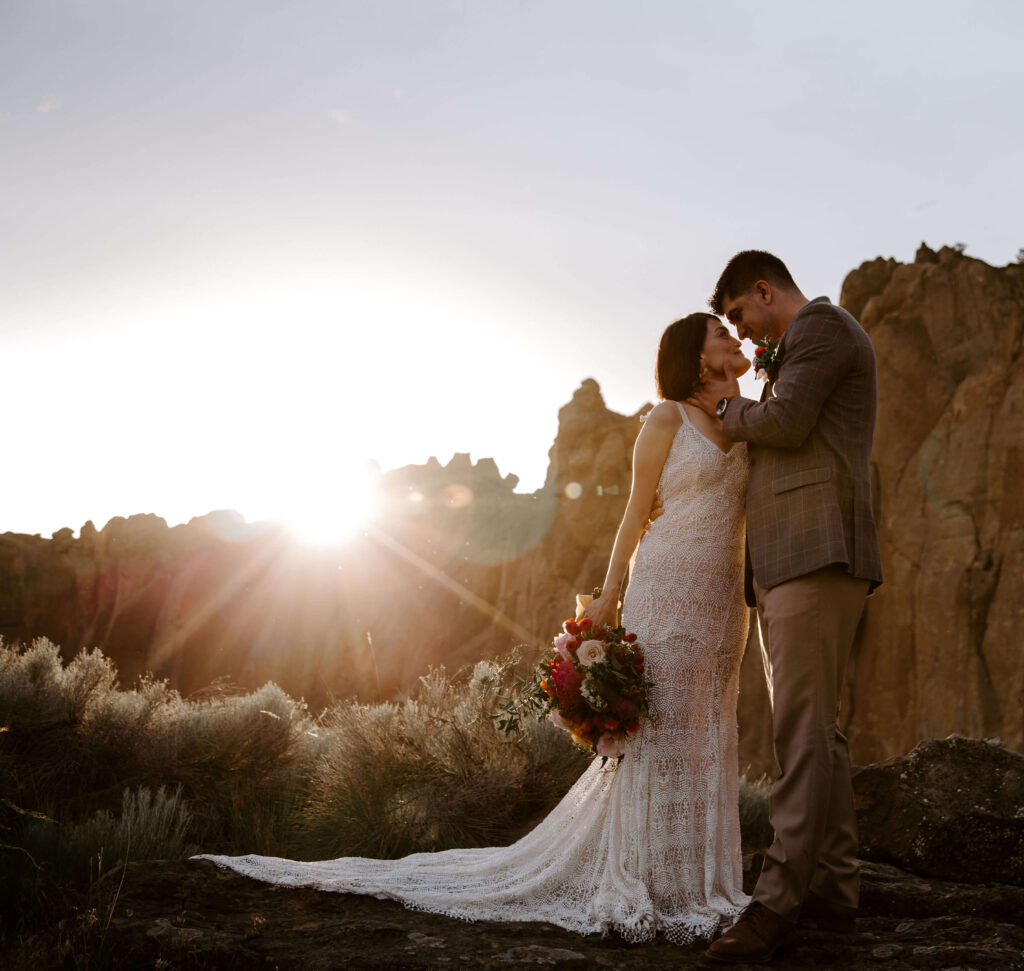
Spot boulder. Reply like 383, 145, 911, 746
853, 735, 1024, 886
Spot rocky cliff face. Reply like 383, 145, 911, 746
841, 244, 1024, 763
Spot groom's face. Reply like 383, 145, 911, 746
721, 284, 774, 343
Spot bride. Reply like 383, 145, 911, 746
194, 312, 754, 945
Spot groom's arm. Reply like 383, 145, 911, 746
723, 310, 855, 449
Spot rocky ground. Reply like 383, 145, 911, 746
77, 738, 1024, 969
8, 738, 1022, 969
74, 853, 1024, 970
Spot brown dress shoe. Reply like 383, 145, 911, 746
705, 901, 795, 964
799, 893, 857, 933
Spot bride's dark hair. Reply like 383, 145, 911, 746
656, 312, 718, 401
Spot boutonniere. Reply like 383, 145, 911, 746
753, 338, 784, 382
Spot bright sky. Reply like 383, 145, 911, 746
3, 1, 1022, 539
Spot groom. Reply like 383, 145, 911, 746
689, 251, 882, 964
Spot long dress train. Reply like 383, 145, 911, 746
194, 402, 751, 944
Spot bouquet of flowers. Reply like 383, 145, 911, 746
494, 609, 650, 760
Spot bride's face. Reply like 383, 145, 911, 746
700, 319, 751, 379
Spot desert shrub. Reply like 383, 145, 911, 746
0, 637, 79, 728
0, 638, 317, 860
75, 671, 179, 783
0, 638, 119, 729
0, 639, 321, 951
69, 785, 194, 880
151, 681, 318, 855
0, 639, 123, 810
298, 659, 590, 859
3, 784, 193, 922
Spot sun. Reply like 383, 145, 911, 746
238, 460, 381, 547
277, 467, 380, 546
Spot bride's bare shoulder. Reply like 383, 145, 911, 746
642, 400, 684, 431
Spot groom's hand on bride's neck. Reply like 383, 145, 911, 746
687, 359, 740, 418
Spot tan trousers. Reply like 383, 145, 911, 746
752, 564, 870, 920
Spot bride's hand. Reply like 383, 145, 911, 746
582, 594, 619, 631
644, 490, 664, 532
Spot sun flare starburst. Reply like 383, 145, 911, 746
249, 462, 381, 547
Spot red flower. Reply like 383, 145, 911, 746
626, 720, 640, 733
623, 633, 637, 643
611, 700, 634, 720
578, 617, 594, 632
754, 345, 767, 357
563, 619, 579, 636
551, 657, 583, 705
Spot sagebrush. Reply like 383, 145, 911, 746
0, 638, 771, 954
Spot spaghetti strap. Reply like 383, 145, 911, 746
675, 400, 735, 457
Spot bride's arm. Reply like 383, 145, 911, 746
584, 402, 680, 628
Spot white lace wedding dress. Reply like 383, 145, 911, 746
194, 403, 751, 944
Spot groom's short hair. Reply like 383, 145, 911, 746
709, 250, 797, 314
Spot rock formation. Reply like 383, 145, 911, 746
841, 245, 1024, 764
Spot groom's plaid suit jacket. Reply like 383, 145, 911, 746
723, 297, 883, 606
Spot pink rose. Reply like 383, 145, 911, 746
554, 631, 576, 659
596, 733, 626, 759
548, 710, 573, 732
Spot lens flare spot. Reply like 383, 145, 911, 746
442, 484, 473, 509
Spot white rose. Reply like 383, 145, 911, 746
577, 639, 606, 668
